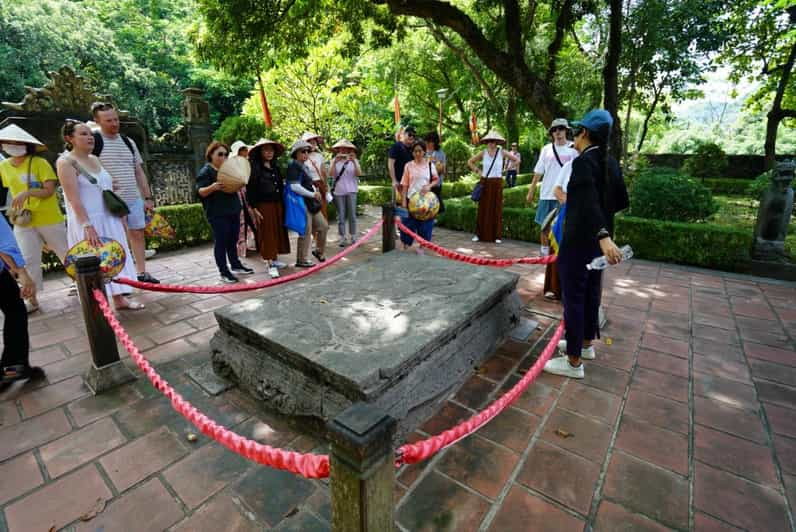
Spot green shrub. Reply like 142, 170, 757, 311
746, 170, 773, 199
146, 203, 212, 251
213, 116, 271, 147
437, 200, 751, 271
703, 178, 754, 196
516, 173, 534, 186
630, 168, 717, 222
623, 154, 650, 190
358, 185, 392, 206
442, 181, 476, 198
361, 138, 393, 180
681, 141, 729, 179
441, 137, 473, 181
503, 185, 532, 208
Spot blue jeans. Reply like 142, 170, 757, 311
208, 214, 243, 274
399, 216, 434, 247
506, 170, 517, 188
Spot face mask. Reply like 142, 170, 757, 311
2, 144, 27, 157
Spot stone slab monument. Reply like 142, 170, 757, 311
210, 253, 522, 439
751, 160, 796, 280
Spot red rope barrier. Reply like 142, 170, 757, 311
396, 321, 565, 466
92, 288, 331, 479
396, 217, 556, 266
114, 218, 384, 293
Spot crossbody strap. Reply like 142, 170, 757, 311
65, 156, 105, 194
551, 143, 564, 167
484, 147, 500, 177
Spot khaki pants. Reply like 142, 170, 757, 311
14, 222, 69, 291
297, 209, 328, 262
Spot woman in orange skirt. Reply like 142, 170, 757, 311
468, 131, 520, 243
247, 138, 290, 278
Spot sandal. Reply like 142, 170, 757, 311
116, 301, 145, 311
1, 365, 45, 384
311, 250, 326, 262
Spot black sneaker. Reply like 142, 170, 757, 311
220, 272, 239, 284
231, 265, 254, 275
137, 272, 160, 284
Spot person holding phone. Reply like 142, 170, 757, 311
329, 139, 361, 247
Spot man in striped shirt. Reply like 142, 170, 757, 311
90, 102, 159, 283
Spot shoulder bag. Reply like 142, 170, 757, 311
68, 157, 130, 217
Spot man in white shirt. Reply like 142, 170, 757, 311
527, 118, 578, 256
91, 102, 159, 283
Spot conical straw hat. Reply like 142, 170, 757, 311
330, 139, 357, 152
0, 124, 47, 152
479, 130, 506, 145
230, 140, 250, 157
217, 155, 251, 192
301, 131, 323, 143
250, 138, 285, 158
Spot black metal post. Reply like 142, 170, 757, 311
327, 403, 397, 531
76, 254, 136, 394
382, 204, 395, 253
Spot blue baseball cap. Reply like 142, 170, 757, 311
571, 109, 613, 141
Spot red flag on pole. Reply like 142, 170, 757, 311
257, 72, 273, 128
469, 111, 479, 145
393, 95, 401, 126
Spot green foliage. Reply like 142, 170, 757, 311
503, 185, 533, 208
441, 181, 476, 199
214, 116, 271, 147
441, 138, 473, 181
629, 168, 717, 222
361, 138, 394, 180
357, 185, 393, 207
702, 178, 754, 196
437, 200, 751, 271
746, 171, 774, 199
681, 142, 729, 178
622, 154, 651, 190
146, 204, 212, 251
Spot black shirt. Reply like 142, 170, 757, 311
195, 163, 241, 219
388, 141, 413, 184
247, 162, 284, 204
562, 146, 628, 248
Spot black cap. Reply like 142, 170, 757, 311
404, 126, 416, 136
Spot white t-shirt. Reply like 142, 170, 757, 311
97, 134, 144, 203
533, 142, 577, 200
482, 149, 504, 178
304, 152, 325, 182
554, 159, 574, 194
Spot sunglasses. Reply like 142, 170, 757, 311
299, 149, 310, 154
216, 152, 228, 157
550, 126, 568, 133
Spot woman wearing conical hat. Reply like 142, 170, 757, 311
467, 130, 519, 243
0, 124, 69, 314
329, 139, 361, 246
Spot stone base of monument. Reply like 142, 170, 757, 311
210, 253, 522, 439
749, 259, 796, 281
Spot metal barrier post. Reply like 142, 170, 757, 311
382, 204, 395, 253
327, 403, 397, 531
75, 255, 136, 394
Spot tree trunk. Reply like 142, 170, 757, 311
506, 91, 519, 144
764, 41, 796, 171
636, 85, 663, 153
602, 0, 623, 160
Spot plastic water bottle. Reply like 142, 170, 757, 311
586, 245, 634, 270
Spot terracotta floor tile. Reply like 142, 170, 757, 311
694, 356, 752, 384
99, 426, 189, 492
172, 493, 261, 532
592, 350, 636, 371
694, 374, 759, 412
694, 512, 744, 531
595, 500, 674, 532
744, 343, 796, 367
693, 338, 745, 363
693, 323, 740, 345
615, 416, 688, 475
693, 313, 736, 331
487, 485, 584, 532
517, 441, 600, 515
232, 466, 316, 527
625, 390, 689, 435
556, 382, 621, 424
785, 474, 796, 519
4, 465, 112, 532
694, 397, 767, 444
750, 358, 796, 388
0, 452, 43, 505
478, 354, 516, 382
420, 401, 471, 435
540, 407, 612, 462
733, 302, 776, 320
581, 363, 630, 396
603, 451, 688, 530
18, 375, 89, 418
493, 339, 531, 360
66, 385, 143, 427
453, 375, 495, 410
764, 402, 796, 438
162, 442, 251, 509
641, 333, 689, 358
435, 435, 520, 499
755, 380, 796, 410
773, 435, 796, 475
694, 462, 790, 532
0, 400, 20, 429
477, 407, 539, 453
29, 345, 68, 367
695, 425, 779, 487
397, 471, 490, 532
75, 478, 183, 532
0, 408, 72, 461
632, 367, 689, 403
637, 350, 689, 379
511, 380, 559, 416
40, 417, 127, 478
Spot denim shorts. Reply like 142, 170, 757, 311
534, 199, 559, 226
126, 198, 146, 230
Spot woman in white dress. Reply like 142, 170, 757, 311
55, 120, 143, 311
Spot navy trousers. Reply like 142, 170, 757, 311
208, 214, 243, 275
558, 242, 602, 358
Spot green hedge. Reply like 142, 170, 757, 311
702, 178, 753, 196
436, 199, 751, 272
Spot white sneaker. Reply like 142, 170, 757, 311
268, 267, 279, 278
557, 340, 596, 360
495, 239, 502, 244
543, 356, 585, 379
272, 260, 287, 269
472, 236, 479, 242
145, 249, 157, 259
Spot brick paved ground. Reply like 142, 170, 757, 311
0, 206, 795, 531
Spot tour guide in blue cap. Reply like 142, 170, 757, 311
543, 109, 629, 379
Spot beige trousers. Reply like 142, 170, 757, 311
297, 209, 328, 262
14, 222, 69, 291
